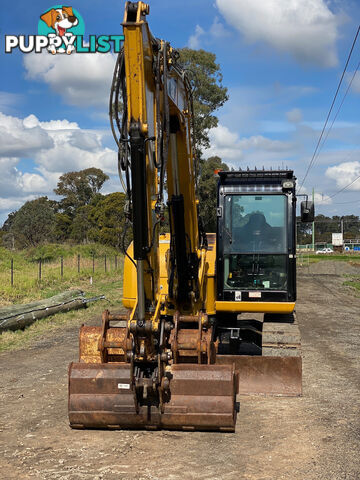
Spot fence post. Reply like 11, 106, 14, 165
61, 256, 63, 278
92, 254, 95, 273
38, 258, 42, 281
115, 255, 117, 270
77, 254, 80, 274
11, 258, 14, 287
104, 254, 107, 273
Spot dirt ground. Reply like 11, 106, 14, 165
1, 261, 360, 480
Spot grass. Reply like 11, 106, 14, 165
2, 246, 359, 353
343, 277, 360, 293
297, 253, 360, 294
0, 243, 125, 352
297, 253, 360, 265
0, 243, 121, 304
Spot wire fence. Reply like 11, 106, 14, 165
1, 254, 122, 289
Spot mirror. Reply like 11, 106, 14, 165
301, 201, 315, 223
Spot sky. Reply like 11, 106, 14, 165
0, 0, 360, 226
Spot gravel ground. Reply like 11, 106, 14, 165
0, 262, 359, 480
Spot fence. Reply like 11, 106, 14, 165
2, 254, 122, 289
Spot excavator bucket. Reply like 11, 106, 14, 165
68, 362, 238, 431
216, 355, 302, 396
216, 320, 302, 396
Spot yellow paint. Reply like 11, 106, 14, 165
215, 301, 295, 314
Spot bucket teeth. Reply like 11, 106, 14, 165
68, 362, 237, 431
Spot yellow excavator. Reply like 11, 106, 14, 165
68, 1, 314, 431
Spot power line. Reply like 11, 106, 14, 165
299, 25, 360, 193
333, 199, 360, 205
313, 60, 360, 163
329, 172, 360, 198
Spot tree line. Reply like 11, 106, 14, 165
1, 168, 126, 249
297, 214, 360, 244
0, 155, 228, 250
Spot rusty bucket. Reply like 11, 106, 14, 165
68, 362, 238, 431
216, 355, 302, 396
214, 318, 303, 397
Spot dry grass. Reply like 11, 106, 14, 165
0, 244, 122, 304
0, 244, 125, 352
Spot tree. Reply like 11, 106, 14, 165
54, 168, 109, 216
70, 205, 93, 243
1, 211, 17, 249
2, 211, 17, 232
296, 214, 360, 244
197, 156, 229, 232
88, 192, 127, 247
54, 212, 73, 242
178, 48, 228, 158
9, 197, 56, 248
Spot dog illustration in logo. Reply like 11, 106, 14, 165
40, 6, 79, 54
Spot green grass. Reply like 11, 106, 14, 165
0, 275, 124, 353
0, 243, 125, 352
343, 277, 360, 293
0, 243, 122, 304
298, 253, 360, 265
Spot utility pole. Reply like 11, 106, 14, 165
312, 187, 315, 251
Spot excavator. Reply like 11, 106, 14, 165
68, 1, 314, 431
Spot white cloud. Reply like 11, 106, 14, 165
298, 186, 333, 205
0, 112, 121, 224
326, 161, 360, 191
216, 84, 317, 137
209, 16, 231, 39
205, 124, 244, 160
188, 25, 205, 49
286, 108, 303, 124
314, 192, 332, 205
216, 0, 340, 67
23, 51, 116, 107
0, 112, 54, 157
24, 115, 79, 131
21, 173, 51, 193
0, 111, 117, 176
0, 156, 54, 200
0, 197, 31, 211
240, 135, 291, 152
205, 124, 293, 167
33, 126, 117, 175
188, 17, 229, 49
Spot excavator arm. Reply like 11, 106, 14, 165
120, 1, 204, 319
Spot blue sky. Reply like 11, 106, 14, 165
0, 0, 360, 226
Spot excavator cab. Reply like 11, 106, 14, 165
214, 170, 303, 396
216, 170, 296, 307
